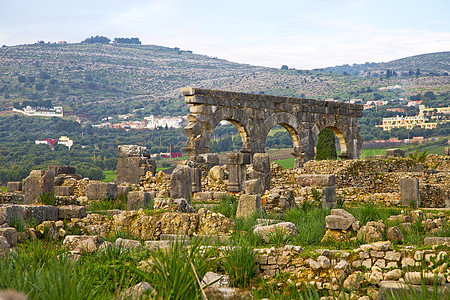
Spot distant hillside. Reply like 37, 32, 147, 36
322, 52, 450, 76
0, 43, 449, 121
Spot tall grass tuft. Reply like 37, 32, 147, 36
38, 191, 56, 206
87, 195, 127, 212
211, 195, 239, 219
131, 238, 217, 300
0, 240, 104, 300
222, 238, 257, 288
284, 206, 329, 246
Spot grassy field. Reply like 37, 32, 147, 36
102, 170, 116, 183
274, 157, 295, 169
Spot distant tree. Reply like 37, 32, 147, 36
39, 71, 51, 80
423, 91, 436, 100
82, 36, 111, 44
386, 69, 392, 78
281, 65, 289, 70
35, 82, 45, 91
416, 68, 421, 76
17, 75, 26, 83
315, 128, 337, 160
113, 37, 141, 45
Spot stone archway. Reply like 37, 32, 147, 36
182, 87, 363, 163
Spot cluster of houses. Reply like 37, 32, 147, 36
94, 115, 186, 130
35, 136, 73, 150
13, 106, 64, 117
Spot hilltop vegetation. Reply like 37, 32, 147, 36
0, 43, 449, 121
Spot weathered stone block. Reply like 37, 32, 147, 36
0, 227, 18, 247
54, 185, 74, 196
385, 148, 406, 158
236, 194, 262, 219
228, 153, 245, 192
325, 209, 356, 230
86, 182, 118, 200
58, 205, 87, 219
191, 167, 202, 193
63, 235, 104, 252
48, 165, 76, 175
170, 165, 192, 202
0, 205, 24, 226
253, 222, 298, 242
7, 181, 22, 192
245, 179, 260, 195
118, 145, 147, 158
127, 191, 151, 210
322, 186, 336, 208
23, 205, 58, 223
298, 174, 335, 187
117, 185, 131, 197
400, 177, 420, 207
23, 170, 55, 204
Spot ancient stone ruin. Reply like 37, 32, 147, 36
116, 145, 156, 185
182, 87, 363, 165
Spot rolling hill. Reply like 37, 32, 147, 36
0, 43, 449, 121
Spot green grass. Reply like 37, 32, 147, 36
273, 157, 295, 169
102, 170, 116, 183
0, 186, 6, 192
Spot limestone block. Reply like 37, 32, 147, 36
245, 179, 260, 195
0, 205, 24, 226
322, 186, 337, 208
400, 177, 420, 207
208, 166, 224, 184
325, 209, 356, 230
7, 181, 22, 192
385, 148, 406, 158
118, 145, 147, 158
115, 238, 142, 251
48, 165, 76, 175
86, 182, 118, 200
298, 174, 335, 187
54, 185, 73, 196
386, 226, 404, 242
170, 165, 192, 202
23, 170, 55, 204
58, 205, 87, 219
23, 205, 58, 223
405, 272, 445, 285
117, 185, 131, 197
253, 222, 297, 242
127, 191, 151, 210
236, 194, 262, 219
424, 236, 450, 245
0, 290, 28, 300
227, 153, 245, 192
191, 167, 202, 193
63, 235, 104, 252
0, 227, 18, 247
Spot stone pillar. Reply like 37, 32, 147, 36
23, 170, 55, 204
298, 174, 336, 208
191, 167, 202, 193
400, 177, 420, 207
252, 153, 271, 193
170, 165, 192, 202
227, 153, 246, 192
116, 145, 156, 185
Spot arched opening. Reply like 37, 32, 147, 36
264, 124, 298, 169
209, 120, 243, 154
314, 126, 345, 160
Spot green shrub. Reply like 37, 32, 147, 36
211, 195, 238, 219
285, 207, 329, 246
266, 226, 292, 247
131, 238, 217, 300
222, 238, 257, 288
39, 191, 56, 205
11, 217, 26, 232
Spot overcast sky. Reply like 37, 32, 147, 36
1, 0, 449, 69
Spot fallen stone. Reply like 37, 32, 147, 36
23, 205, 58, 224
0, 290, 28, 300
386, 226, 404, 243
384, 269, 402, 281
357, 225, 382, 243
58, 205, 87, 219
405, 272, 445, 285
424, 237, 450, 245
253, 222, 298, 242
378, 281, 450, 300
0, 227, 18, 247
201, 271, 230, 288
127, 191, 152, 210
63, 235, 104, 252
0, 205, 24, 227
325, 209, 356, 230
115, 238, 142, 251
236, 194, 262, 219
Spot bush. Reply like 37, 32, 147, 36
39, 191, 56, 205
222, 238, 257, 288
131, 238, 217, 299
211, 195, 239, 219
